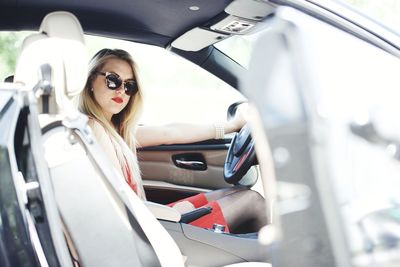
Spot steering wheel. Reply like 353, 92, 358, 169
224, 124, 257, 184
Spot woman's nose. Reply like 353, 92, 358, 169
115, 86, 124, 94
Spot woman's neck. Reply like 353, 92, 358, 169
104, 111, 113, 123
97, 112, 118, 133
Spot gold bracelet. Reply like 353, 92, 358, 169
214, 123, 225, 139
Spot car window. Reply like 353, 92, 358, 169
86, 36, 246, 125
0, 31, 32, 80
0, 32, 246, 125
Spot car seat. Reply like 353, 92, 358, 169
14, 11, 185, 267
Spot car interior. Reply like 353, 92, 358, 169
5, 0, 400, 266
3, 0, 279, 266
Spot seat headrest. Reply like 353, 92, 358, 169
14, 11, 88, 114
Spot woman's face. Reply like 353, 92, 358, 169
92, 58, 133, 121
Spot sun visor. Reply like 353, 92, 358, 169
171, 27, 229, 52
225, 0, 275, 21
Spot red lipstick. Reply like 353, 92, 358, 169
112, 97, 123, 104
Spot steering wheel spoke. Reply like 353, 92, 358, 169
224, 124, 256, 184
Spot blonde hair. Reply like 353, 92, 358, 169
78, 48, 145, 199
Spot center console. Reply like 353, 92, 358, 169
160, 220, 266, 266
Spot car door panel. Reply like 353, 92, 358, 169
138, 140, 232, 193
138, 138, 239, 203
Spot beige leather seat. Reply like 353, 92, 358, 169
14, 11, 184, 267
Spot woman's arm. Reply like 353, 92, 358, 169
136, 107, 247, 148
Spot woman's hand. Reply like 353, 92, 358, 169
226, 104, 249, 133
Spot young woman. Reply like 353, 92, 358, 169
77, 48, 267, 233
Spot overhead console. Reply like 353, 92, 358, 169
171, 0, 275, 51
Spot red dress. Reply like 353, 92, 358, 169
168, 193, 230, 233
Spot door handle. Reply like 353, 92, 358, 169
175, 160, 206, 168
172, 153, 207, 171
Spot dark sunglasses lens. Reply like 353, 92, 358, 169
124, 81, 138, 96
105, 74, 122, 89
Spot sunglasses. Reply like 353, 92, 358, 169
95, 71, 138, 96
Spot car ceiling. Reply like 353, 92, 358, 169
0, 0, 233, 47
0, 0, 279, 89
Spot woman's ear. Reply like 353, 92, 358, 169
87, 75, 94, 92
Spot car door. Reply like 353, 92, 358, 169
243, 4, 400, 267
123, 43, 249, 204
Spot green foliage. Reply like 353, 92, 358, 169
0, 32, 30, 80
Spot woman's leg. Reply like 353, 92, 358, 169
169, 186, 267, 233
204, 185, 248, 202
215, 189, 268, 233
169, 186, 247, 213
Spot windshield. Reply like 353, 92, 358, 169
215, 0, 400, 69
338, 0, 400, 35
